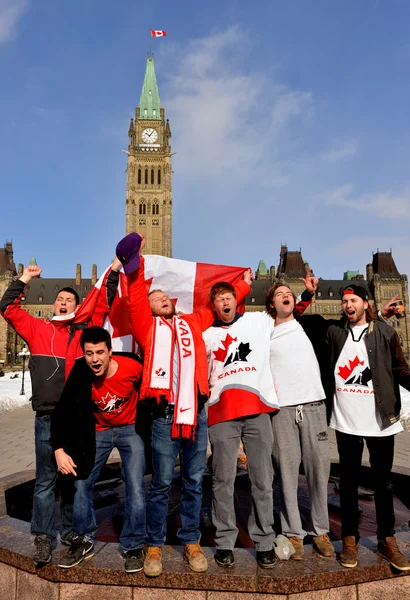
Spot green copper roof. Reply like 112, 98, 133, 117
343, 270, 360, 280
257, 260, 268, 275
139, 56, 161, 120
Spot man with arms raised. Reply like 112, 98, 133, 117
119, 232, 252, 577
327, 285, 410, 571
51, 327, 145, 573
0, 263, 119, 567
265, 279, 335, 560
203, 274, 315, 568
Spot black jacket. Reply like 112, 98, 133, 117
326, 319, 410, 428
296, 314, 410, 428
50, 353, 142, 479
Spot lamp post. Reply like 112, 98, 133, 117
19, 347, 30, 395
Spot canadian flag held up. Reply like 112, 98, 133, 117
151, 30, 166, 37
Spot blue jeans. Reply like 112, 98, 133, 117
31, 415, 74, 548
146, 407, 208, 546
73, 425, 146, 552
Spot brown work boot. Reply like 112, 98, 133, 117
313, 534, 336, 558
143, 546, 162, 577
183, 542, 208, 572
377, 536, 410, 571
288, 537, 304, 560
340, 536, 359, 568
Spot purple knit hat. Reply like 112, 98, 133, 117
116, 233, 143, 275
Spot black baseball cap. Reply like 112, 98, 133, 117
341, 284, 369, 301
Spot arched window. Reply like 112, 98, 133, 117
152, 202, 159, 215
138, 169, 141, 184
158, 169, 161, 185
139, 203, 146, 215
151, 169, 154, 185
144, 169, 148, 184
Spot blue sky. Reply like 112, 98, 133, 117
1, 0, 410, 279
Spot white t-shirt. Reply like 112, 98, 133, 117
270, 319, 325, 407
330, 324, 403, 436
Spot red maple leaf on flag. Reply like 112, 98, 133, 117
337, 355, 365, 381
214, 334, 237, 362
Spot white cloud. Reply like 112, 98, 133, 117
323, 183, 410, 220
161, 27, 313, 189
320, 139, 358, 163
0, 0, 28, 45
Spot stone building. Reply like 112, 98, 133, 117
125, 55, 173, 257
248, 245, 410, 359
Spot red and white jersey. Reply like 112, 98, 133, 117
203, 313, 279, 426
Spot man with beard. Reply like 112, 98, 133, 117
327, 285, 410, 571
51, 327, 145, 573
0, 262, 120, 567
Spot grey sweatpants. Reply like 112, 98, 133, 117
272, 401, 330, 539
209, 413, 275, 551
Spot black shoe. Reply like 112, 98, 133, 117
60, 531, 76, 547
124, 548, 145, 573
33, 534, 52, 568
256, 549, 278, 569
215, 549, 235, 567
58, 535, 94, 569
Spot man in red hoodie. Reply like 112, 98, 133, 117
0, 262, 119, 567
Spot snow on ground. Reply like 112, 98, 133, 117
0, 371, 32, 413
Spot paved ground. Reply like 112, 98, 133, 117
0, 405, 120, 479
0, 404, 409, 479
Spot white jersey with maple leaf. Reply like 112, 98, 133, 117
203, 313, 279, 426
330, 325, 402, 436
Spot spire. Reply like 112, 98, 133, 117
139, 55, 161, 120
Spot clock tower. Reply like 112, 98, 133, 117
125, 55, 173, 257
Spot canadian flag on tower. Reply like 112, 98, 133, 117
151, 30, 167, 37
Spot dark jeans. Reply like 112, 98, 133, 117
73, 425, 146, 552
146, 407, 208, 546
31, 415, 74, 547
336, 430, 395, 541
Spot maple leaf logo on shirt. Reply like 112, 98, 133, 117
214, 334, 252, 366
337, 355, 372, 387
214, 334, 237, 362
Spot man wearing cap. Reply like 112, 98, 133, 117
327, 284, 410, 571
0, 261, 121, 568
117, 232, 252, 577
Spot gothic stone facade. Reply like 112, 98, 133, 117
249, 246, 410, 359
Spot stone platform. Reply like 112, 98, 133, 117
0, 516, 410, 599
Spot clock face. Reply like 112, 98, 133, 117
141, 128, 158, 144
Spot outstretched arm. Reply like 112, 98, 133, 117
89, 258, 121, 327
295, 268, 318, 316
127, 255, 153, 349
190, 268, 253, 332
0, 265, 43, 345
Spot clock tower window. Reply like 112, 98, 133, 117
138, 169, 141, 185
144, 169, 148, 185
158, 169, 161, 185
151, 169, 154, 185
139, 203, 146, 215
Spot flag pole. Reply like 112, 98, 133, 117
149, 30, 152, 57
